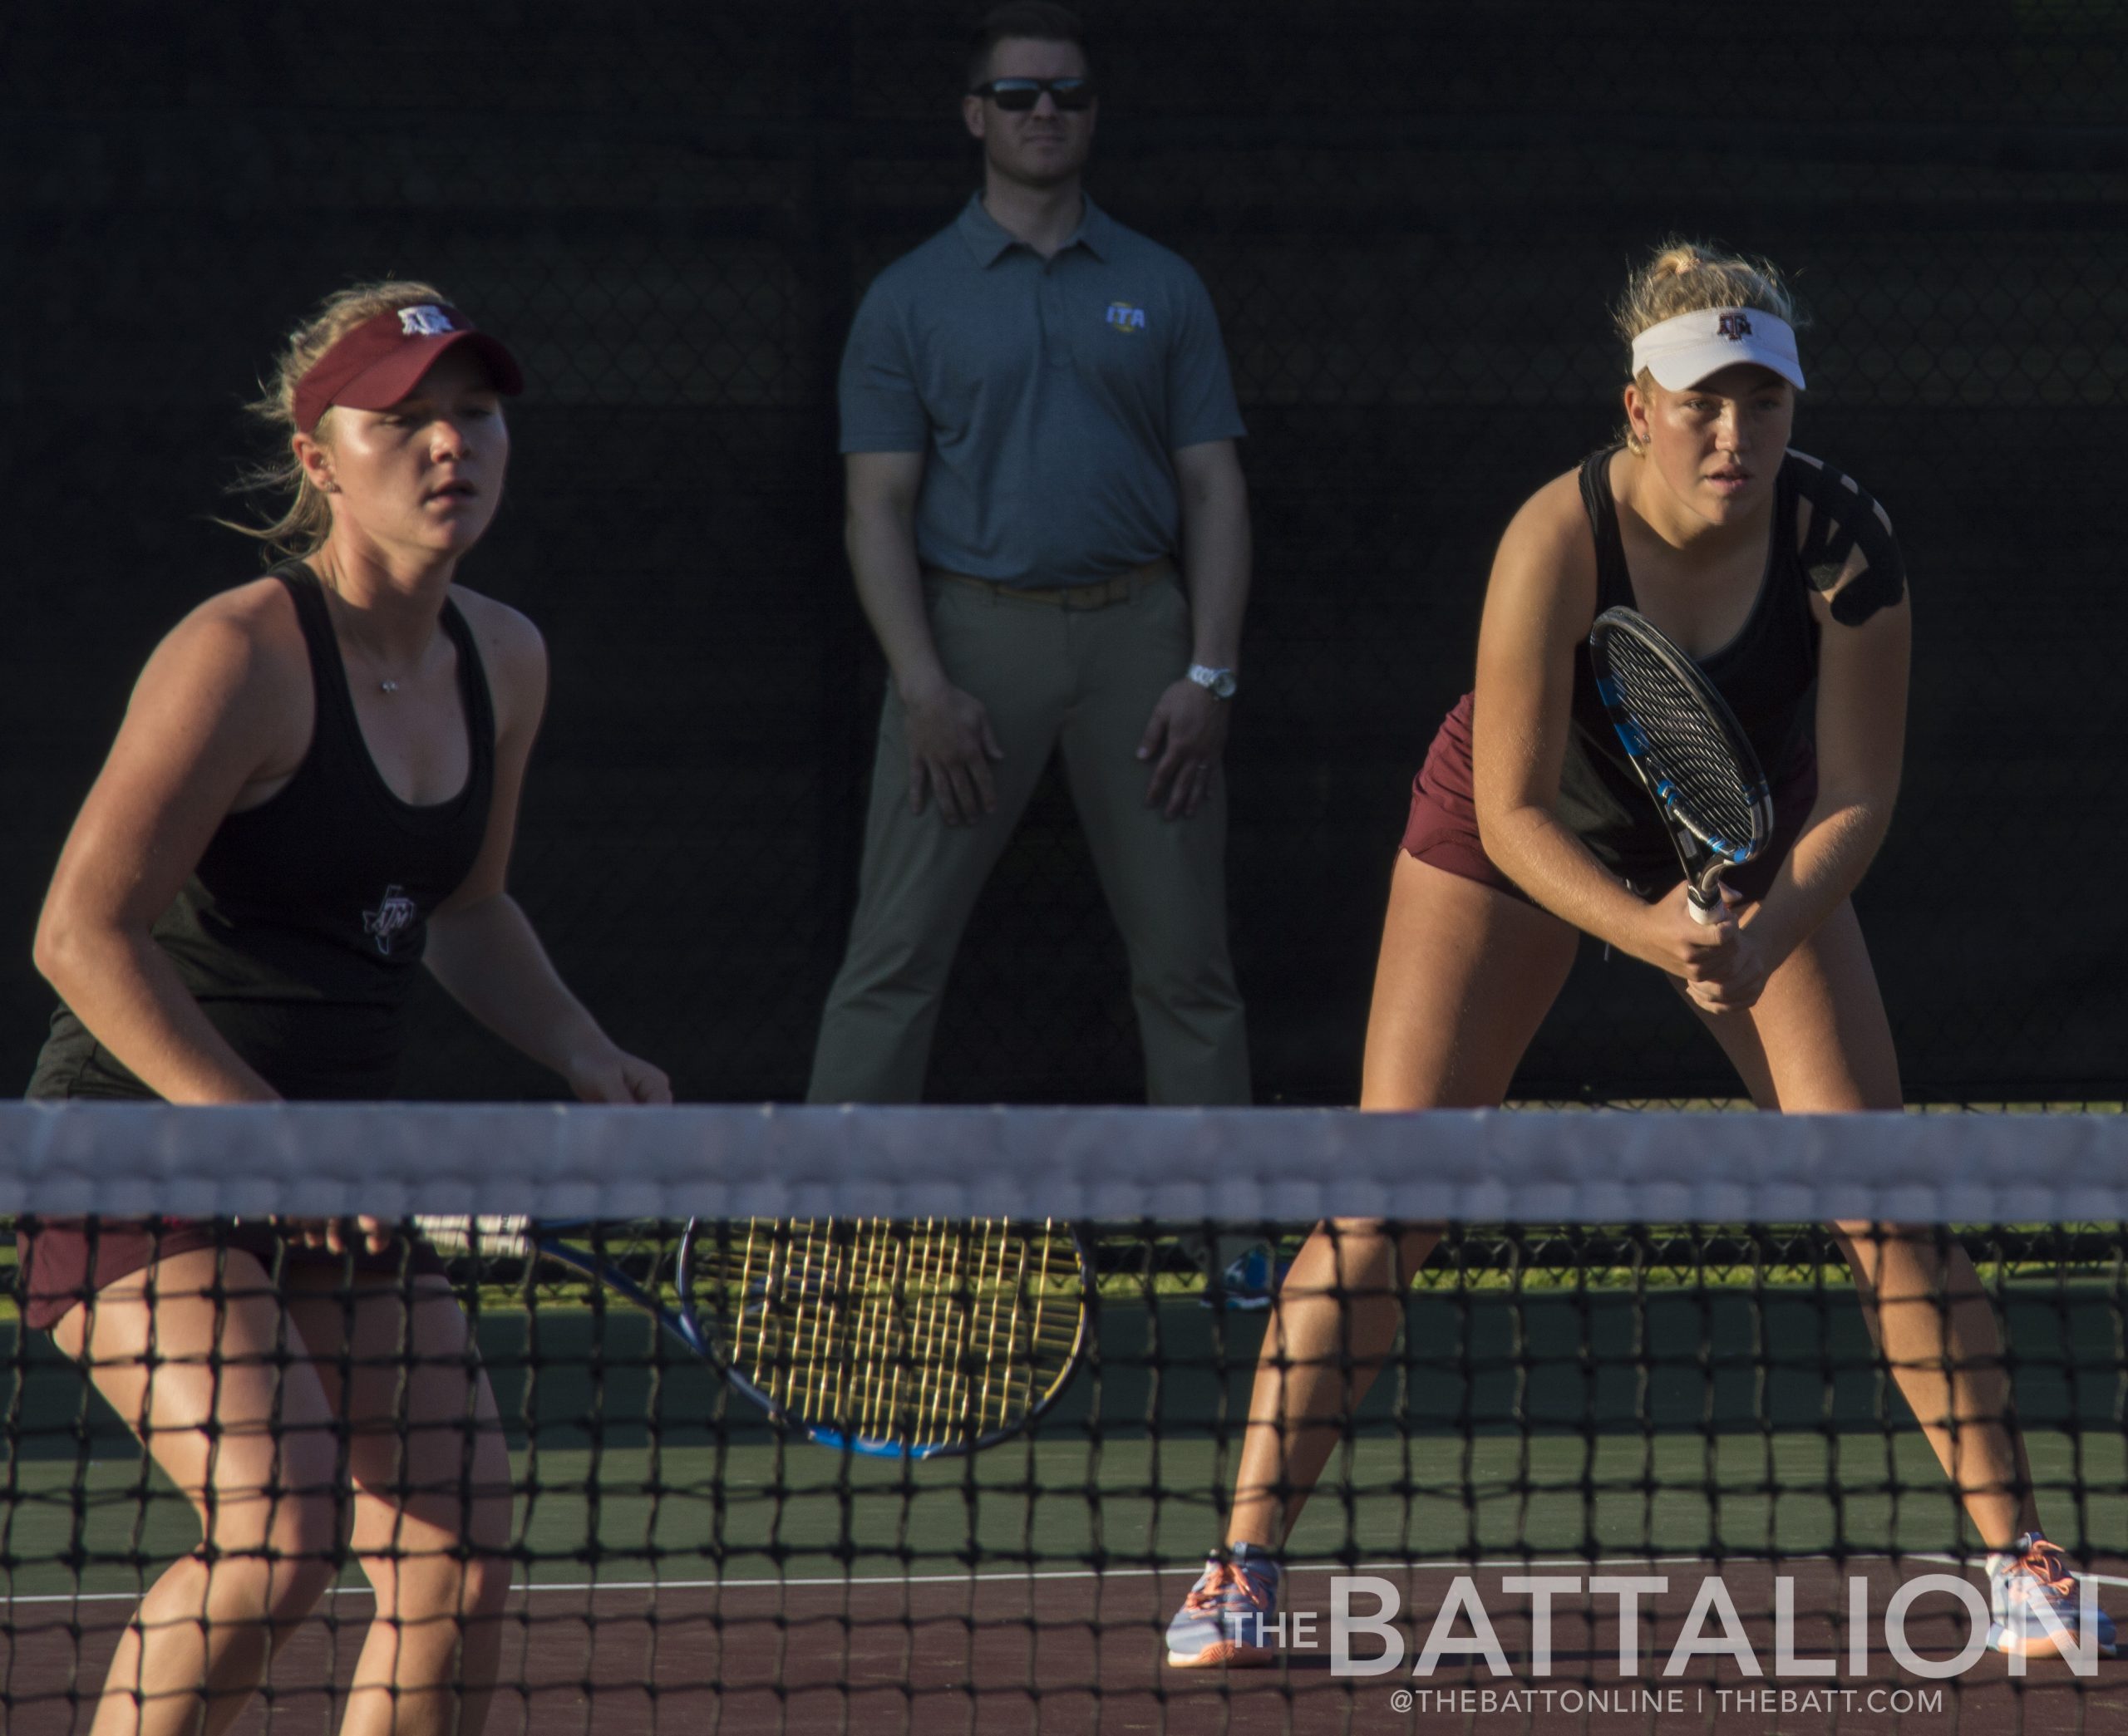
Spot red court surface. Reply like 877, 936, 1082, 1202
7, 1556, 2126, 1734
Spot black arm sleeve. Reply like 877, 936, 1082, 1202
1794, 461, 1908, 627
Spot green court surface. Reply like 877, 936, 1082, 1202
7, 1281, 2125, 1601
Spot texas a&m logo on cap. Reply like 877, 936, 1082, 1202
1717, 312, 1755, 342
398, 305, 458, 337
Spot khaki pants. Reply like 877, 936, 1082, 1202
809, 568, 1250, 1105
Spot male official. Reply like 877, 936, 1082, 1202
809, 2, 1253, 1107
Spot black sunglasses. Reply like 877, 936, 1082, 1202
968, 76, 1096, 111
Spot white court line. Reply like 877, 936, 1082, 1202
0, 1556, 1729, 1605
1907, 1551, 2128, 1590
17, 1552, 2127, 1607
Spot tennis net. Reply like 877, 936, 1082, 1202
3, 1103, 2125, 1734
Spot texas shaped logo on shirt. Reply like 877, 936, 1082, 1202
362, 884, 418, 957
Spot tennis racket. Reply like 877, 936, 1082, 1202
1586, 605, 1773, 924
415, 1214, 1093, 1458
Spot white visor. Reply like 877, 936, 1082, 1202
1629, 307, 1805, 392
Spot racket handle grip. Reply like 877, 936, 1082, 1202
1687, 888, 1722, 926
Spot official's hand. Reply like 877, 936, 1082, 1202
902, 681, 1005, 825
564, 1042, 674, 1105
1138, 679, 1230, 819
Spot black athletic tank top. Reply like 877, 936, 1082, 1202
1556, 446, 1904, 886
29, 563, 497, 1101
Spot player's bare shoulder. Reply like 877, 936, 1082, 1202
448, 586, 549, 735
1510, 465, 1595, 547
147, 576, 313, 715
448, 585, 544, 675
1489, 465, 1599, 604
93, 577, 319, 797
1783, 448, 1907, 627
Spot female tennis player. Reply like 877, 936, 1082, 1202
21, 282, 669, 1735
1167, 241, 2114, 1670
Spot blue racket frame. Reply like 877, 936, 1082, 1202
487, 1217, 1093, 1460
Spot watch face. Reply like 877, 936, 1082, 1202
1212, 671, 1237, 699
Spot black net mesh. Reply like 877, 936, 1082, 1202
6, 1204, 2126, 1724
6, 1104, 2126, 1727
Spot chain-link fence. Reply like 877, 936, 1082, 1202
6, 2, 2125, 1104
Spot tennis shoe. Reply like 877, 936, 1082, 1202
1200, 1244, 1285, 1311
1987, 1533, 2117, 1660
1165, 1542, 1281, 1667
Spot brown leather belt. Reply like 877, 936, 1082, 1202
925, 558, 1175, 610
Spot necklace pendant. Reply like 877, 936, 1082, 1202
380, 679, 399, 695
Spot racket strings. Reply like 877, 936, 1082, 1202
699, 1218, 1081, 1449
1603, 636, 1763, 848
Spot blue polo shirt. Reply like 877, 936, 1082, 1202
838, 193, 1247, 588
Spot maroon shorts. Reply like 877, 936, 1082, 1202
14, 1218, 451, 1334
1400, 692, 1816, 907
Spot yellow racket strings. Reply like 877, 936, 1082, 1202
708, 1219, 1080, 1447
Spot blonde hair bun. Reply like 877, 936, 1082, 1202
1615, 239, 1800, 351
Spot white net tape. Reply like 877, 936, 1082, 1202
3, 1103, 2123, 1224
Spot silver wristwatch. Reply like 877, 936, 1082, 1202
1187, 663, 1238, 700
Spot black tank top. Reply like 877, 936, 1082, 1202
1555, 446, 1898, 885
29, 563, 496, 1100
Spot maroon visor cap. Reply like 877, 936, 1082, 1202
293, 303, 524, 435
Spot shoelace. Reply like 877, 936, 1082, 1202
1183, 1561, 1270, 1613
2007, 1541, 2075, 1601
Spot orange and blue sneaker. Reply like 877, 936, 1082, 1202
1165, 1543, 1281, 1668
1988, 1533, 2117, 1660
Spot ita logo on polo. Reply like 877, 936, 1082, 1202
1105, 302, 1147, 333
398, 305, 457, 337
